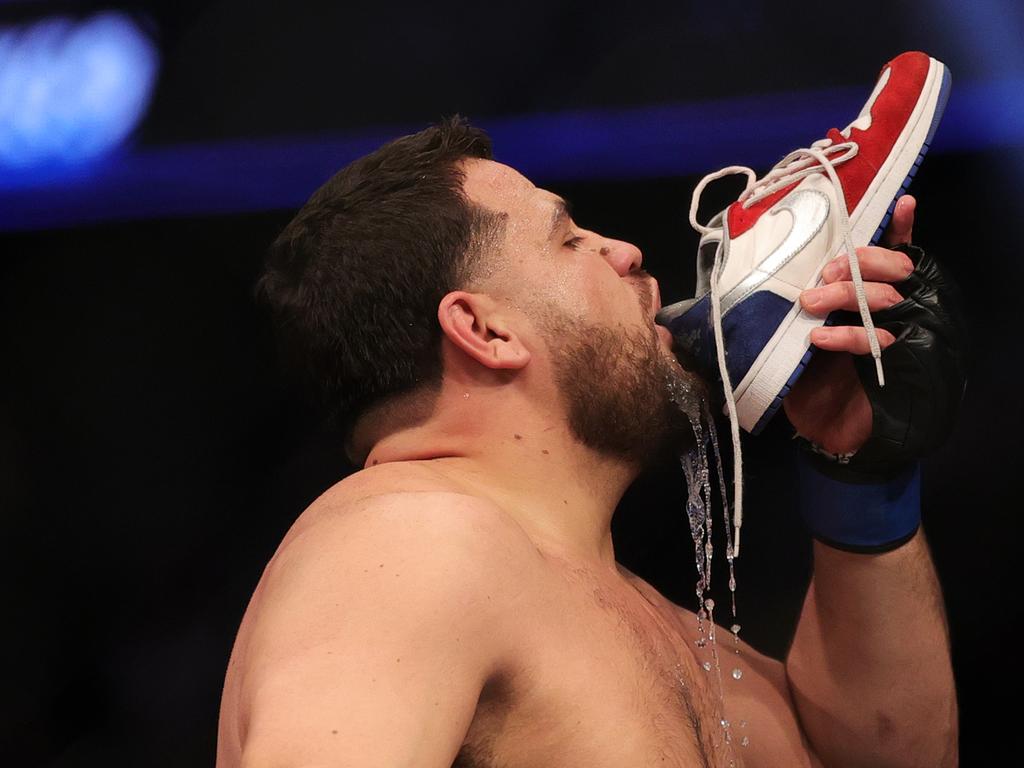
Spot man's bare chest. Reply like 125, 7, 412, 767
455, 565, 739, 768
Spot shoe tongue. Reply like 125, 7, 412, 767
827, 127, 848, 143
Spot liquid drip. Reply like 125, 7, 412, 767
668, 374, 745, 758
706, 597, 730, 744
707, 410, 745, 691
706, 403, 740, 632
680, 442, 709, 645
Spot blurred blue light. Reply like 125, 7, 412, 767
0, 12, 158, 171
0, 74, 1020, 231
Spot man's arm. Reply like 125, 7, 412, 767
781, 198, 961, 765
785, 530, 957, 766
226, 492, 523, 768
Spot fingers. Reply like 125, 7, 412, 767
810, 325, 897, 354
800, 280, 905, 316
883, 194, 915, 247
821, 246, 915, 284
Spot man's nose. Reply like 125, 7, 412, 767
600, 238, 643, 276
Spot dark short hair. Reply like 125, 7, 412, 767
257, 116, 505, 444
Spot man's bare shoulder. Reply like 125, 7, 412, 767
291, 459, 521, 531
226, 464, 540, 703
220, 464, 540, 767
258, 462, 545, 616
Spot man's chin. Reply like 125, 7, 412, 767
551, 314, 708, 466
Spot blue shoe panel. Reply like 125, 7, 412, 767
664, 290, 794, 388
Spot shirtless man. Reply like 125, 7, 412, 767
217, 118, 958, 767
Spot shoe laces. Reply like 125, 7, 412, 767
687, 138, 887, 558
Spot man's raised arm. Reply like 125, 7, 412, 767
218, 492, 520, 768
786, 530, 957, 767
779, 196, 965, 765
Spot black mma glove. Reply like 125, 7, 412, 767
798, 243, 969, 483
794, 243, 969, 553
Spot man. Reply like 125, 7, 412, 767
217, 117, 958, 766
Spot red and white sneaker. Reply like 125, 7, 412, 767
656, 52, 951, 554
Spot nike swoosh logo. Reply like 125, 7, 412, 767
719, 188, 830, 315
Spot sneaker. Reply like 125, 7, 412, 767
656, 51, 952, 554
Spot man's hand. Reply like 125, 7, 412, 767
783, 195, 918, 454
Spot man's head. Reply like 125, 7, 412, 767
259, 117, 706, 469
258, 116, 507, 446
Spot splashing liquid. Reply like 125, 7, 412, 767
667, 375, 745, 752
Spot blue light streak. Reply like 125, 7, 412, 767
1, 75, 1020, 231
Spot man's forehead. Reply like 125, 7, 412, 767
460, 159, 568, 253
461, 158, 536, 208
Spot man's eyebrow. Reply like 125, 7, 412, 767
548, 196, 573, 240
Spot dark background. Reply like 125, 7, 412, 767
2, 1, 1021, 765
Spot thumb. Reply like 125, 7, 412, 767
883, 195, 915, 247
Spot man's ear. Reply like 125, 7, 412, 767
438, 291, 531, 370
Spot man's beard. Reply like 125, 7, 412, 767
539, 309, 708, 470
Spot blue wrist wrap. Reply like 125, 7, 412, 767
796, 451, 922, 553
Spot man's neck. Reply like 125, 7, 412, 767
363, 416, 638, 571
